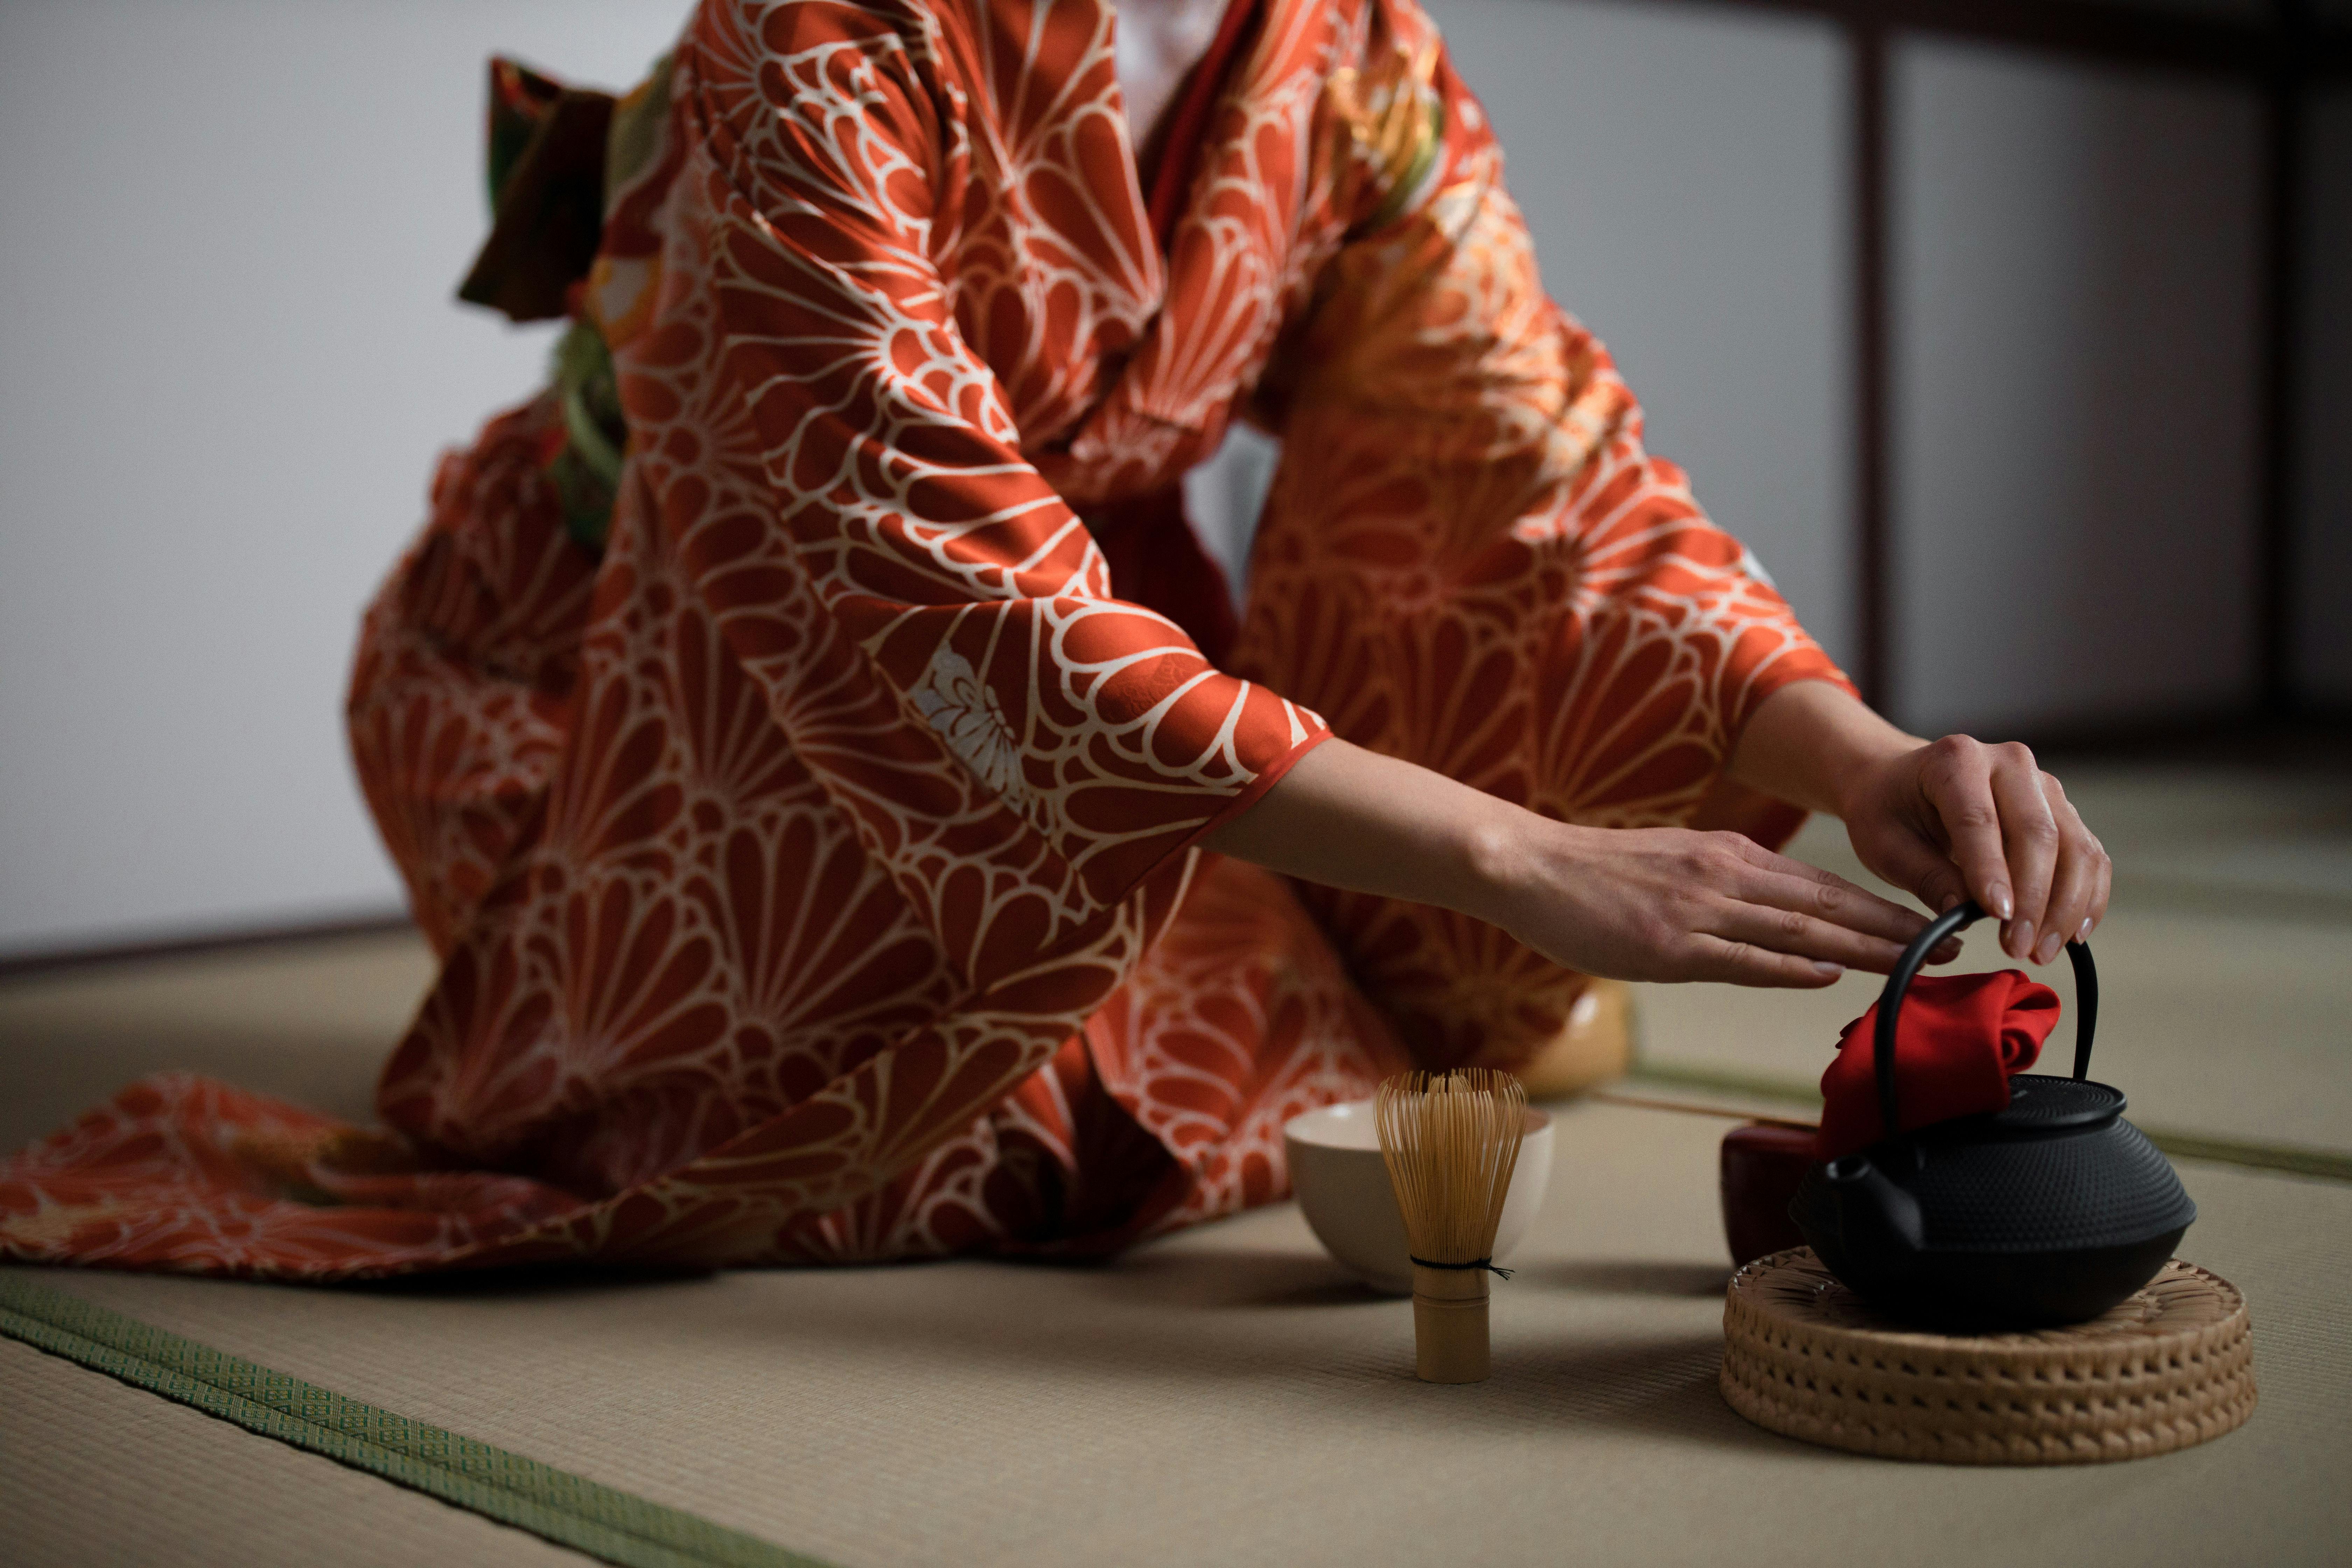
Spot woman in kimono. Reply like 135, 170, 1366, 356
0, 0, 2107, 1277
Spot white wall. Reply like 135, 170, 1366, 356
2297, 85, 2352, 705
0, 1, 683, 959
1888, 40, 2264, 734
1428, 0, 1857, 666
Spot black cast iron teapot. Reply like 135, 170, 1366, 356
1789, 900, 2196, 1330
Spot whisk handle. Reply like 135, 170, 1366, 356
1410, 1263, 1492, 1384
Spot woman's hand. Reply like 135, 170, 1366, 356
1205, 737, 1948, 989
1728, 682, 2113, 965
1836, 735, 2112, 965
1478, 820, 1954, 987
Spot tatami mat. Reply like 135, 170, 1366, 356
10, 1100, 2348, 1568
2, 1336, 590, 1568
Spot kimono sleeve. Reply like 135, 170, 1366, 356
1252, 0, 1853, 826
676, 6, 1326, 907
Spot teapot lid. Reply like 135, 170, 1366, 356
1949, 1073, 2123, 1142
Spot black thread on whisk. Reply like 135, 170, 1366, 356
1408, 1255, 1513, 1280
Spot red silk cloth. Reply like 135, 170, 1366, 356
1816, 971, 2063, 1161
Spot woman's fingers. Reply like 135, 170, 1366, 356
1987, 745, 2062, 960
1829, 735, 2115, 971
1509, 816, 2073, 989
1913, 739, 2103, 964
1719, 839, 1962, 968
1702, 888, 1953, 974
1915, 737, 2014, 920
1703, 897, 1909, 972
2029, 776, 2110, 964
1745, 877, 1962, 967
1684, 933, 1850, 988
1731, 847, 1926, 937
2091, 830, 2113, 930
2035, 847, 2098, 965
1849, 816, 1972, 920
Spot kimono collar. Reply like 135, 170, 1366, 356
1044, 0, 1324, 497
1141, 0, 1269, 251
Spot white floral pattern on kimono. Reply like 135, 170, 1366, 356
912, 650, 1033, 809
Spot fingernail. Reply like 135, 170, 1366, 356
1938, 892, 1961, 913
2034, 932, 2062, 965
1812, 960, 1844, 978
1993, 887, 2014, 920
2012, 919, 2034, 959
2077, 918, 2093, 943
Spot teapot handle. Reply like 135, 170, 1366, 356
1871, 899, 2099, 1145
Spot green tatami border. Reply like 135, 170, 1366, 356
1623, 1062, 2352, 1185
0, 1273, 833, 1568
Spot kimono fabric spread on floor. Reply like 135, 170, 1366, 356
0, 0, 1847, 1278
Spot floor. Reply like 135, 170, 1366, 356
1, 760, 2347, 1567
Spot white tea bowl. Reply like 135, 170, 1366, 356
1283, 1098, 1553, 1295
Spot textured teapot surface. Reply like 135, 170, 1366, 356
1789, 903, 2195, 1331
1870, 1078, 2193, 1252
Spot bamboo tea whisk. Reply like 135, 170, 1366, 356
1374, 1069, 1527, 1384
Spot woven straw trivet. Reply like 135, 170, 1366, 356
1720, 1249, 2255, 1464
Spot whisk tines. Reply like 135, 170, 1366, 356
1374, 1068, 1527, 1383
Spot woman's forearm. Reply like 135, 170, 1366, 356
1724, 680, 1921, 819
1216, 685, 1909, 915
1203, 739, 1524, 929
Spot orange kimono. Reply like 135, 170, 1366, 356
0, 0, 1845, 1278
